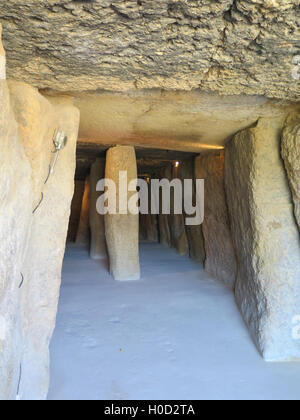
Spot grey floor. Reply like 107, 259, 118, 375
48, 242, 300, 400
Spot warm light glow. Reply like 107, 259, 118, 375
198, 144, 225, 150
175, 161, 180, 168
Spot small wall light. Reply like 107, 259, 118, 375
50, 130, 68, 175
175, 161, 180, 168
45, 129, 68, 184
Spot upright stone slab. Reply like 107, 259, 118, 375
105, 146, 140, 281
170, 164, 189, 256
144, 184, 159, 243
76, 176, 90, 247
282, 114, 300, 231
0, 27, 33, 400
195, 152, 236, 287
225, 118, 300, 361
138, 190, 158, 243
157, 165, 172, 248
67, 180, 85, 242
89, 158, 107, 259
8, 86, 79, 399
0, 42, 80, 400
179, 159, 206, 266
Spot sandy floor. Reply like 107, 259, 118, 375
48, 242, 300, 400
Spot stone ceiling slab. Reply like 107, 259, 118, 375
0, 0, 299, 100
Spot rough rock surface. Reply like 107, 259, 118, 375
225, 118, 300, 361
18, 93, 79, 400
76, 176, 90, 247
0, 44, 33, 401
89, 159, 107, 259
179, 159, 206, 265
67, 180, 85, 242
195, 152, 236, 287
0, 1, 299, 100
139, 182, 159, 243
282, 114, 300, 231
167, 165, 189, 256
157, 164, 173, 248
0, 86, 79, 399
105, 146, 140, 281
0, 27, 80, 398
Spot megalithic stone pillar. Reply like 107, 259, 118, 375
89, 158, 107, 259
281, 113, 300, 231
225, 118, 300, 361
105, 146, 140, 281
76, 175, 90, 247
158, 164, 172, 248
195, 152, 236, 286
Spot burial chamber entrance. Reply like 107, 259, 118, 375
1, 73, 300, 400
1, 0, 300, 399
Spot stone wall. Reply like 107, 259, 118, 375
75, 175, 90, 247
0, 39, 33, 400
157, 164, 172, 249
67, 180, 85, 242
89, 158, 106, 259
225, 118, 300, 361
166, 164, 189, 256
195, 152, 236, 288
179, 159, 206, 265
0, 28, 80, 399
282, 114, 300, 231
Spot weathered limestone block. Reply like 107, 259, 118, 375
157, 165, 172, 248
76, 175, 90, 247
195, 152, 236, 287
179, 159, 206, 265
0, 29, 80, 399
19, 95, 79, 400
282, 114, 300, 231
163, 164, 189, 256
225, 118, 300, 361
89, 158, 106, 259
1, 1, 299, 100
67, 180, 85, 242
105, 146, 140, 281
144, 184, 159, 243
169, 212, 189, 256
0, 27, 33, 400
6, 85, 79, 399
